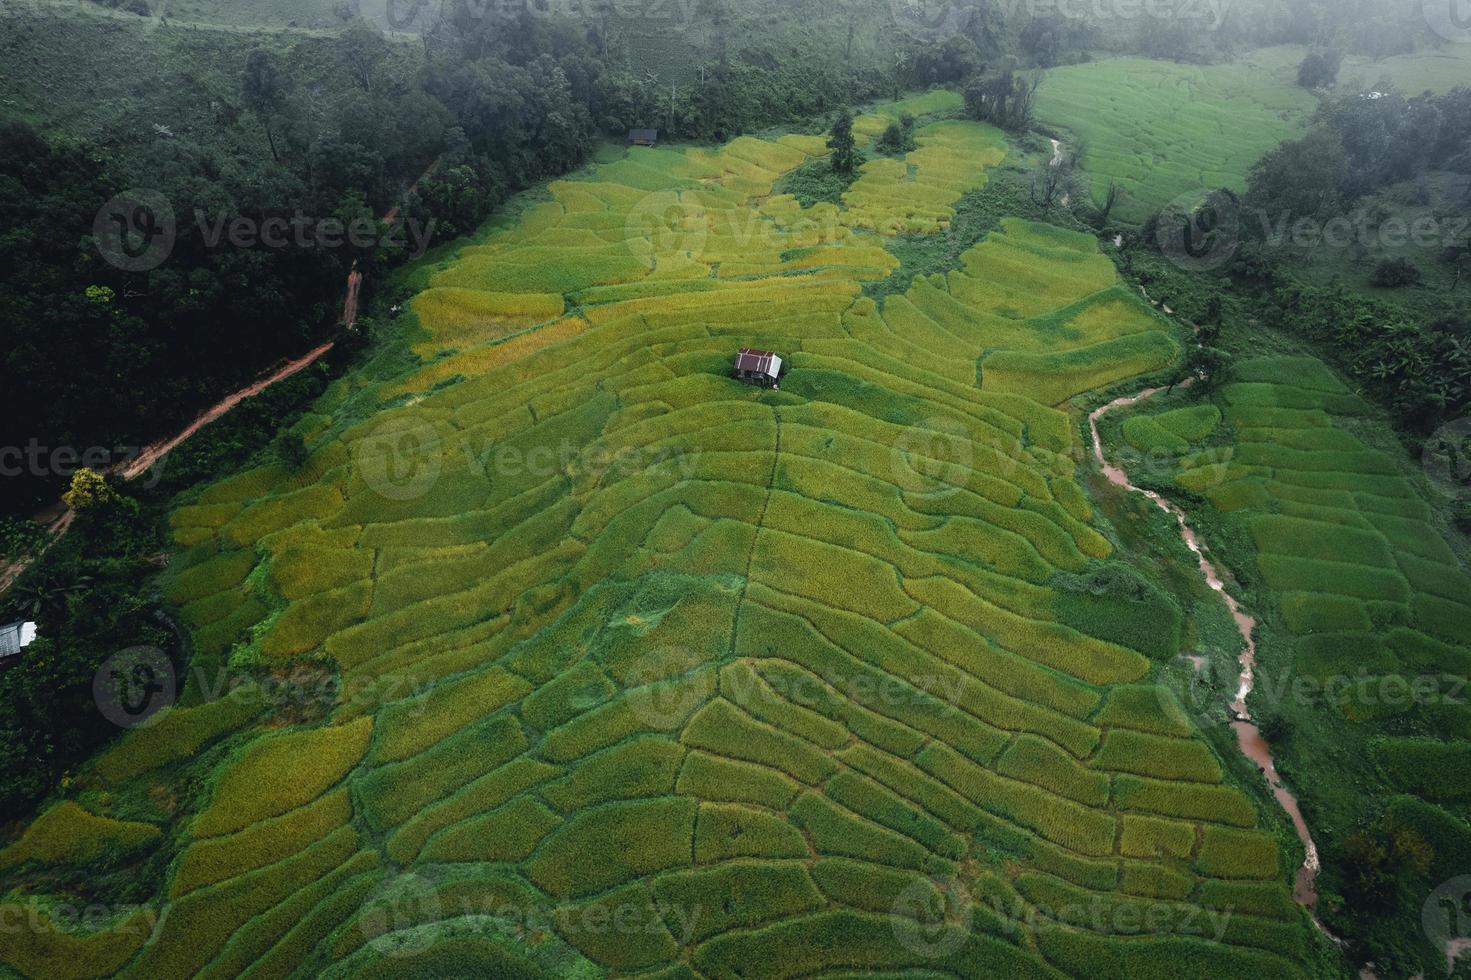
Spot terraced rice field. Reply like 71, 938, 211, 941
0, 115, 1322, 978
1034, 51, 1316, 223
1165, 357, 1471, 848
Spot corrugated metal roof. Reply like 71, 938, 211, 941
735, 348, 779, 377
0, 622, 36, 660
629, 129, 659, 142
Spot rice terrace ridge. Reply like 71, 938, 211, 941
0, 1, 1469, 978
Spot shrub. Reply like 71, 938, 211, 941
1372, 257, 1422, 288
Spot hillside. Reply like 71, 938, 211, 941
0, 100, 1338, 978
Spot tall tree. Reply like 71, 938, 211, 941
241, 48, 290, 163
336, 18, 388, 93
828, 110, 857, 177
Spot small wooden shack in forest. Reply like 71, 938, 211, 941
732, 348, 783, 389
628, 129, 659, 147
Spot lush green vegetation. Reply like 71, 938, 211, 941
0, 106, 1332, 978
6, 0, 1471, 976
1105, 349, 1471, 976
1034, 50, 1318, 223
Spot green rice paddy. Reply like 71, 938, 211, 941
1035, 45, 1471, 226
2, 110, 1332, 978
1096, 350, 1471, 970
1034, 49, 1317, 223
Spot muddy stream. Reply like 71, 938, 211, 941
1089, 389, 1341, 941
